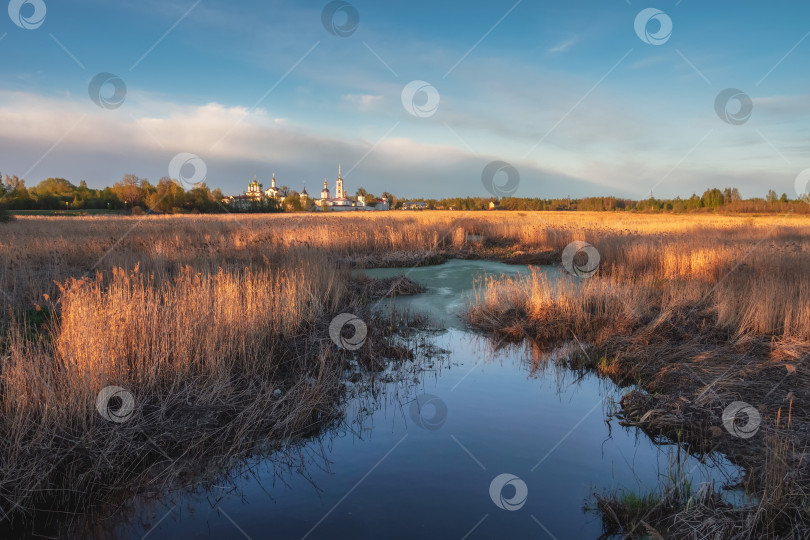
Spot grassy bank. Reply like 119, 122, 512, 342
0, 214, 440, 533
2, 211, 809, 536
1, 255, 355, 529
2, 211, 798, 312
464, 215, 810, 538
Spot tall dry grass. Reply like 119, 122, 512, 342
0, 248, 354, 526
462, 212, 810, 538
1, 210, 809, 534
3, 211, 798, 309
469, 233, 810, 343
5, 251, 344, 413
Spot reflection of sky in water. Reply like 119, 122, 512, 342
363, 259, 555, 330
118, 260, 745, 540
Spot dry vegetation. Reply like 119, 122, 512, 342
464, 212, 810, 538
1, 210, 809, 537
0, 212, 470, 534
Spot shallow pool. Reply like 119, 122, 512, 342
114, 260, 741, 539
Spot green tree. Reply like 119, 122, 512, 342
0, 175, 9, 221
284, 191, 303, 211
184, 183, 214, 212
4, 177, 33, 209
701, 188, 724, 208
149, 177, 185, 212
33, 178, 77, 199
140, 179, 157, 204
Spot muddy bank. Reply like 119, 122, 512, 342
339, 242, 559, 269
0, 274, 430, 539
351, 274, 424, 298
465, 286, 810, 538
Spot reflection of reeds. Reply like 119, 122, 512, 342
463, 214, 810, 538
2, 211, 810, 535
0, 250, 355, 530
590, 419, 809, 538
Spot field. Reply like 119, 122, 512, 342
1, 211, 810, 538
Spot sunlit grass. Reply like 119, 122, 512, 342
1, 210, 809, 533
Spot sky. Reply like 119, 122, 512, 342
1, 0, 809, 199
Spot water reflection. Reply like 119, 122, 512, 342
20, 259, 747, 539
118, 333, 740, 539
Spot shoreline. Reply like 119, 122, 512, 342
0, 270, 427, 538
464, 271, 810, 538
2, 212, 808, 538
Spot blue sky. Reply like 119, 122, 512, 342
1, 0, 809, 199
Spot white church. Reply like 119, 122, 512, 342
224, 166, 389, 211
315, 165, 389, 211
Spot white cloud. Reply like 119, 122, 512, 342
752, 94, 810, 116
0, 91, 586, 198
548, 36, 579, 54
1, 79, 805, 199
341, 94, 383, 109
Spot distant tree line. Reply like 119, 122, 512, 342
0, 173, 394, 215
0, 174, 232, 214
1, 173, 807, 215
402, 187, 809, 214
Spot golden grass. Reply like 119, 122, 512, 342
0, 250, 353, 525
462, 211, 810, 538
1, 209, 810, 534
1, 211, 802, 305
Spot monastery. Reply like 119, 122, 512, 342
223, 166, 389, 211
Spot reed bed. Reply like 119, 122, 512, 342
0, 251, 356, 530
0, 211, 497, 533
1, 211, 794, 311
1, 210, 809, 537
464, 213, 810, 538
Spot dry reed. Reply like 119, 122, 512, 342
463, 212, 810, 538
2, 210, 810, 537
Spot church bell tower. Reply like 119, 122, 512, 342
336, 164, 345, 199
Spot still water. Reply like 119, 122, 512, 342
120, 260, 740, 539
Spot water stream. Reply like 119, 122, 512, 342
116, 259, 741, 539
